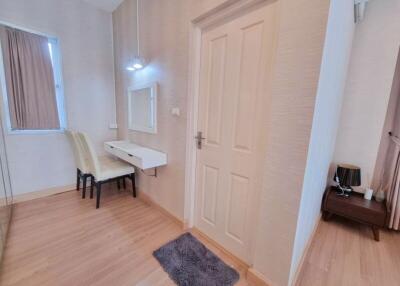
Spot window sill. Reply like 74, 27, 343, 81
7, 129, 65, 135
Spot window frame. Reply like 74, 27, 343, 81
0, 24, 67, 135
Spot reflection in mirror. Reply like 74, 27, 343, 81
0, 172, 11, 248
0, 183, 4, 261
0, 227, 3, 265
0, 177, 10, 263
128, 82, 158, 134
0, 122, 12, 265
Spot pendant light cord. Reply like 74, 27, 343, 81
137, 0, 140, 57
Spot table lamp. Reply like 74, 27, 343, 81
334, 164, 361, 197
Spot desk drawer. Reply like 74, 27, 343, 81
104, 143, 117, 156
104, 144, 143, 169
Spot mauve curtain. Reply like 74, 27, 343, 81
0, 26, 59, 130
381, 89, 400, 230
383, 141, 400, 230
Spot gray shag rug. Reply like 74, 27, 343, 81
153, 233, 240, 286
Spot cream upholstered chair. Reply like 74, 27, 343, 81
77, 132, 136, 209
66, 130, 125, 199
65, 130, 94, 199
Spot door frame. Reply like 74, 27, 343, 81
184, 0, 278, 261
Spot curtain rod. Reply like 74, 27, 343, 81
0, 20, 56, 39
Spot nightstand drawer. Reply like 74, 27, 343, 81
325, 199, 386, 226
323, 187, 387, 227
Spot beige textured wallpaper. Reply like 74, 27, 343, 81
113, 0, 190, 220
251, 0, 330, 285
113, 0, 330, 285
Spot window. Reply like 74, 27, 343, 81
47, 38, 67, 131
0, 25, 66, 133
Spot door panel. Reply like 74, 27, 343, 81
232, 21, 265, 152
201, 165, 219, 225
226, 173, 249, 242
195, 3, 277, 262
205, 35, 227, 146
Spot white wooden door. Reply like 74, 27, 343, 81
194, 4, 277, 262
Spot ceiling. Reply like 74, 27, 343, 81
83, 0, 125, 12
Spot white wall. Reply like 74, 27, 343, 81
0, 0, 117, 195
334, 0, 400, 191
289, 0, 355, 284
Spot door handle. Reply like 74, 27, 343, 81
195, 131, 206, 149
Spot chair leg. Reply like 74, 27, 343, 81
122, 177, 126, 189
131, 173, 136, 198
82, 175, 87, 199
90, 176, 94, 199
76, 169, 81, 191
117, 179, 121, 190
96, 182, 102, 209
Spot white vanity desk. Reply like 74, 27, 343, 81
105, 82, 166, 175
104, 141, 167, 172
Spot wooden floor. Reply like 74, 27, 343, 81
296, 216, 400, 286
0, 186, 248, 286
2, 187, 400, 286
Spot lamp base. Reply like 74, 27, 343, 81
336, 185, 353, 198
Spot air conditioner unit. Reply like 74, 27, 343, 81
354, 0, 369, 23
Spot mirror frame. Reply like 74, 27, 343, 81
127, 82, 158, 134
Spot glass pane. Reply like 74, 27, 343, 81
129, 87, 154, 130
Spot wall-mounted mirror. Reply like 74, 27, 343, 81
0, 118, 12, 264
128, 82, 158, 134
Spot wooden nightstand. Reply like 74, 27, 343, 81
322, 187, 388, 241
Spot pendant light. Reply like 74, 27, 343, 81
126, 0, 146, 71
354, 0, 368, 23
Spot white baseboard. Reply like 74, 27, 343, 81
136, 188, 184, 229
290, 213, 322, 286
123, 181, 184, 229
12, 184, 75, 204
247, 268, 273, 286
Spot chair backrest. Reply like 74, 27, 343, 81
65, 129, 90, 173
76, 132, 100, 179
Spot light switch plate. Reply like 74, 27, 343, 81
109, 123, 118, 129
171, 107, 180, 116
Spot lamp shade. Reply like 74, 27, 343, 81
335, 164, 361, 187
